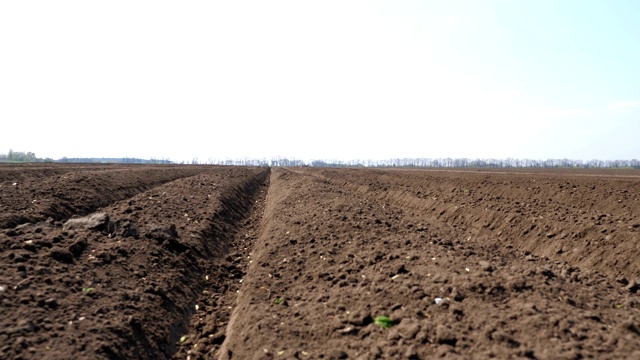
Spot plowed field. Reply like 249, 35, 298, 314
1, 165, 639, 359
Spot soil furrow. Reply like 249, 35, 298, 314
0, 166, 269, 360
0, 166, 214, 229
213, 168, 639, 359
323, 168, 640, 279
171, 171, 271, 359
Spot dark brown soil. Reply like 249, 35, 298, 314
2, 165, 639, 359
0, 165, 269, 359
0, 164, 213, 229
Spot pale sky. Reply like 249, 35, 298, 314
1, 1, 639, 163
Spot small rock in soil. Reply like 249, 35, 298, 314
415, 330, 429, 344
405, 345, 418, 359
478, 260, 494, 272
396, 319, 421, 339
68, 239, 88, 257
348, 309, 372, 326
146, 224, 179, 242
13, 336, 27, 350
328, 349, 348, 359
64, 213, 110, 231
44, 298, 58, 309
16, 319, 36, 333
210, 332, 226, 345
624, 280, 639, 293
435, 325, 458, 346
396, 264, 409, 275
49, 247, 74, 263
116, 220, 140, 238
616, 277, 629, 285
369, 344, 382, 357
386, 327, 400, 341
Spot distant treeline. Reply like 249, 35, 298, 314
57, 157, 173, 164
2, 150, 639, 169
0, 150, 171, 164
0, 150, 50, 162
207, 157, 640, 169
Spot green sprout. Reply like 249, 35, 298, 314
179, 335, 188, 343
274, 297, 284, 305
82, 287, 95, 294
374, 315, 394, 329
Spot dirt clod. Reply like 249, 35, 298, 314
64, 213, 110, 231
49, 247, 74, 263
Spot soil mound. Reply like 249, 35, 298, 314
0, 165, 210, 229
